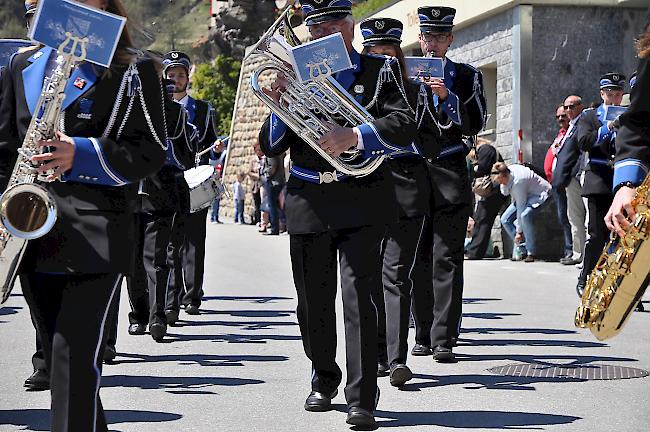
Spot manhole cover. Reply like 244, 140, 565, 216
488, 363, 649, 380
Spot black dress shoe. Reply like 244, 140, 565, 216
377, 361, 389, 377
576, 283, 585, 298
263, 231, 279, 236
636, 302, 645, 312
411, 343, 432, 356
185, 305, 200, 315
24, 369, 49, 391
389, 363, 413, 387
346, 407, 377, 429
103, 346, 117, 364
433, 345, 454, 362
165, 309, 179, 325
128, 323, 147, 335
304, 389, 337, 412
150, 323, 167, 342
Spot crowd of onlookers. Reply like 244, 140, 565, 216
210, 140, 288, 236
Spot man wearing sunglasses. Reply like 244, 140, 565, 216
411, 6, 487, 363
553, 96, 587, 268
576, 73, 626, 297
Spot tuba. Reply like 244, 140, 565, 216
0, 34, 88, 304
575, 174, 650, 340
246, 7, 384, 177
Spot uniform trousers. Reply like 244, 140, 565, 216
126, 212, 174, 326
371, 216, 426, 366
465, 192, 508, 259
20, 272, 121, 432
412, 203, 472, 348
578, 193, 612, 286
166, 208, 209, 311
290, 225, 383, 411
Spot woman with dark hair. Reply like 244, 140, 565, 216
360, 17, 441, 386
606, 21, 650, 235
0, 0, 167, 430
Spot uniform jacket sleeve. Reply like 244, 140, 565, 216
576, 109, 603, 153
0, 55, 19, 191
62, 59, 167, 186
259, 112, 295, 158
445, 64, 486, 136
614, 56, 650, 187
165, 98, 196, 170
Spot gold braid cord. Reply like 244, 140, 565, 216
575, 174, 650, 340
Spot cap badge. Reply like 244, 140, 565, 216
315, 0, 323, 3
432, 9, 441, 18
612, 74, 619, 81
375, 20, 385, 30
171, 52, 179, 59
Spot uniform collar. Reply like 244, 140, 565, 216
335, 49, 362, 91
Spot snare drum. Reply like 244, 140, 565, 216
183, 165, 224, 213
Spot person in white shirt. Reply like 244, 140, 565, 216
493, 162, 552, 262
232, 173, 246, 224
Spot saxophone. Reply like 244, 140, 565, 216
0, 34, 88, 304
575, 173, 650, 340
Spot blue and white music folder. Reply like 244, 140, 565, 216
29, 0, 126, 67
604, 105, 627, 122
289, 33, 352, 83
405, 56, 444, 82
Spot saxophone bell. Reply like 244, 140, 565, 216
0, 183, 57, 240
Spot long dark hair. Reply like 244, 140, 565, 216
637, 24, 650, 58
361, 44, 409, 87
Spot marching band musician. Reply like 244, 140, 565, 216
258, 1, 419, 427
0, 0, 167, 430
411, 6, 487, 362
162, 51, 221, 320
575, 73, 626, 297
359, 17, 440, 387
122, 77, 198, 343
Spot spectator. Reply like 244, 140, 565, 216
249, 141, 264, 226
232, 173, 246, 224
261, 152, 286, 236
493, 162, 551, 263
553, 95, 587, 265
545, 105, 573, 261
465, 138, 508, 260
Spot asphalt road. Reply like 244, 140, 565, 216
1, 222, 648, 431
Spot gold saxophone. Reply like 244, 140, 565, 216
0, 34, 88, 304
575, 174, 650, 340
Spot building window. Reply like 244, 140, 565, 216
479, 62, 497, 136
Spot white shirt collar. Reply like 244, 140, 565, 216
176, 94, 189, 107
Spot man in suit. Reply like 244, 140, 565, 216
411, 6, 487, 362
576, 73, 626, 297
553, 95, 586, 266
258, 1, 418, 427
163, 51, 221, 320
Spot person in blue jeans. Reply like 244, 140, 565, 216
493, 162, 551, 262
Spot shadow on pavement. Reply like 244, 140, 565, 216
402, 373, 585, 391
462, 312, 521, 320
202, 296, 292, 304
0, 305, 21, 316
460, 338, 606, 348
165, 332, 301, 344
115, 352, 288, 367
462, 298, 503, 305
0, 409, 182, 431
374, 410, 581, 428
460, 327, 578, 335
455, 353, 639, 365
199, 309, 295, 318
172, 319, 298, 330
102, 375, 264, 393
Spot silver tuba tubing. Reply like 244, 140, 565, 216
247, 7, 385, 177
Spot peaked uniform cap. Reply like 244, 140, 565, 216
418, 6, 456, 33
301, 0, 352, 26
360, 17, 403, 46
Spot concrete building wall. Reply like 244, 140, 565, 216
531, 6, 646, 167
